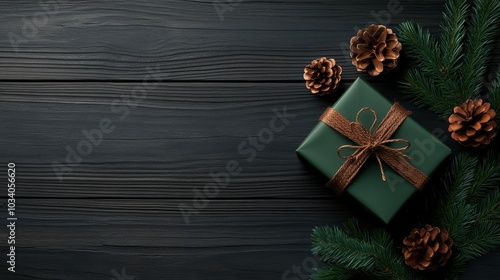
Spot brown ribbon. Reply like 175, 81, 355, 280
319, 103, 429, 195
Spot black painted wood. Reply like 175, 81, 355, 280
0, 82, 459, 199
0, 1, 498, 279
0, 0, 453, 81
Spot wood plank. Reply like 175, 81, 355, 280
0, 198, 498, 280
1, 1, 498, 279
0, 0, 453, 80
0, 82, 458, 199
0, 199, 353, 280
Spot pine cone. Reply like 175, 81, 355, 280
448, 99, 497, 147
402, 225, 453, 271
350, 24, 402, 76
303, 57, 342, 96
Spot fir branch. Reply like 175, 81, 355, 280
309, 2, 500, 275
466, 150, 500, 203
459, 0, 500, 98
474, 188, 500, 224
438, 204, 476, 245
309, 147, 500, 280
434, 0, 470, 103
311, 266, 360, 280
397, 21, 461, 115
487, 66, 500, 120
459, 220, 500, 261
311, 222, 422, 280
369, 229, 418, 280
397, 0, 500, 118
437, 153, 477, 212
343, 218, 371, 241
445, 254, 467, 278
399, 0, 471, 102
439, 0, 469, 82
397, 22, 443, 79
400, 69, 455, 119
311, 226, 376, 270
430, 147, 500, 275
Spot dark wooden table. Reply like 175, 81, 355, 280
0, 1, 499, 279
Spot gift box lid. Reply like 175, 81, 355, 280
296, 78, 451, 223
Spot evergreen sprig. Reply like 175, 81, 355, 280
488, 66, 500, 120
432, 149, 500, 267
311, 265, 360, 280
309, 2, 500, 279
311, 219, 421, 280
310, 146, 500, 280
460, 0, 500, 97
397, 0, 500, 119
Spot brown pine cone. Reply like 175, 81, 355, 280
350, 24, 402, 76
448, 99, 497, 147
303, 57, 342, 96
402, 225, 453, 271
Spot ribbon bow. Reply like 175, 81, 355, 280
320, 103, 429, 195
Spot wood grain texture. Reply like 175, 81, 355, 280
0, 0, 459, 81
0, 82, 458, 199
1, 81, 498, 279
0, 199, 498, 280
0, 199, 354, 280
0, 0, 499, 279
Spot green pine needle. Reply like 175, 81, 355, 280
459, 0, 500, 97
310, 146, 500, 280
437, 153, 477, 211
342, 218, 371, 242
459, 220, 500, 261
311, 266, 360, 280
308, 1, 500, 279
311, 226, 376, 270
440, 0, 468, 75
400, 69, 455, 119
430, 147, 500, 275
397, 22, 443, 78
474, 188, 500, 224
466, 150, 500, 203
487, 66, 500, 120
311, 222, 422, 280
397, 0, 500, 119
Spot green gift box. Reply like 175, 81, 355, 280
296, 78, 451, 223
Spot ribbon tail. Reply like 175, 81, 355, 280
327, 149, 371, 195
378, 150, 429, 190
374, 154, 386, 181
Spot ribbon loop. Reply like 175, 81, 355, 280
319, 103, 429, 195
355, 107, 378, 134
